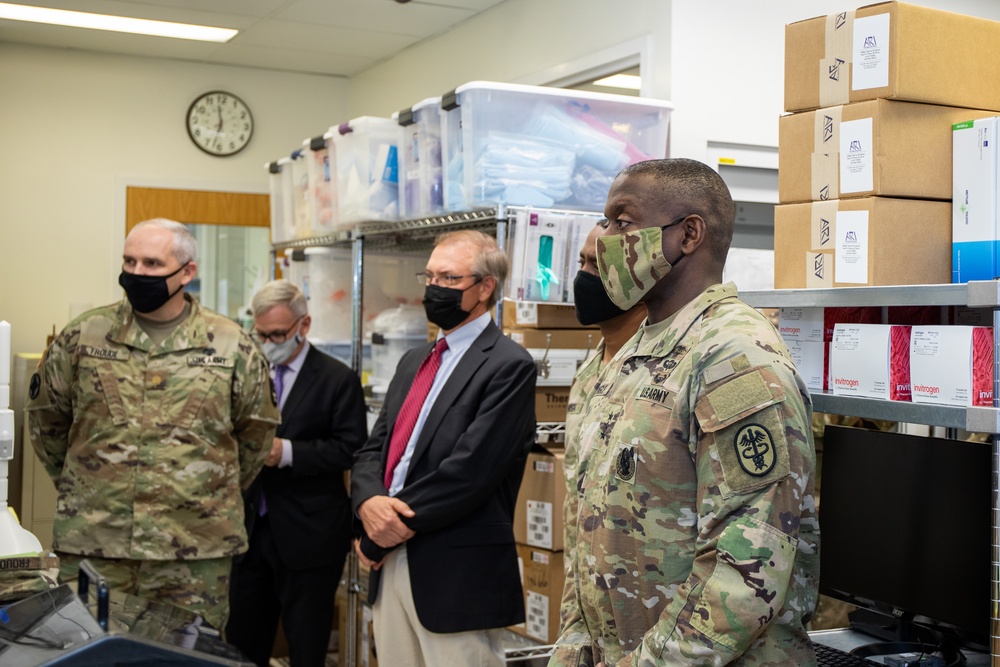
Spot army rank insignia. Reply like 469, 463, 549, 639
616, 445, 637, 482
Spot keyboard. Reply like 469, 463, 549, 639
814, 641, 880, 666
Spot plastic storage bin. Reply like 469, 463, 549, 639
303, 247, 354, 343
288, 148, 312, 239
441, 81, 673, 211
398, 97, 445, 220
267, 158, 296, 244
332, 116, 401, 227
369, 305, 429, 386
305, 134, 339, 236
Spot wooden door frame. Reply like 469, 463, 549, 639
112, 176, 269, 298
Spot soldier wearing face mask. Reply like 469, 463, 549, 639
549, 159, 819, 667
26, 218, 279, 630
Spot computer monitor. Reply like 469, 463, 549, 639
818, 426, 992, 651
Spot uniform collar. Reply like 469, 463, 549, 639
629, 282, 739, 359
109, 293, 213, 352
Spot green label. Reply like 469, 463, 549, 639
953, 121, 976, 131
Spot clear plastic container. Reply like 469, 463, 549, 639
441, 81, 673, 211
281, 248, 309, 298
267, 157, 296, 244
332, 116, 401, 226
288, 148, 312, 239
369, 305, 429, 385
398, 97, 445, 220
303, 247, 353, 342
304, 133, 339, 236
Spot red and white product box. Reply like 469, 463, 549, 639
830, 324, 911, 401
786, 340, 826, 392
823, 306, 881, 342
779, 307, 824, 342
909, 326, 994, 407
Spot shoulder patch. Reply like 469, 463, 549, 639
734, 423, 777, 476
29, 373, 40, 400
716, 406, 790, 496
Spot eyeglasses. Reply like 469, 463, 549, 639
252, 316, 303, 344
415, 272, 483, 288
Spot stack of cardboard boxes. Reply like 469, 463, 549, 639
777, 1, 1000, 289
776, 2, 1000, 399
501, 298, 597, 645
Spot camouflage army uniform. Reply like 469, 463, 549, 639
25, 296, 279, 624
550, 283, 819, 667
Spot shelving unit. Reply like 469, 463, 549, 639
741, 282, 1000, 665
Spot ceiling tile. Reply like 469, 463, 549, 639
207, 41, 374, 77
234, 19, 418, 59
275, 0, 474, 37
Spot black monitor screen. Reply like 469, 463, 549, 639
818, 426, 992, 645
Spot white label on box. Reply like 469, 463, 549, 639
852, 13, 890, 90
835, 211, 869, 284
526, 500, 554, 549
839, 118, 873, 193
534, 460, 555, 474
516, 301, 538, 326
779, 307, 824, 342
526, 590, 550, 642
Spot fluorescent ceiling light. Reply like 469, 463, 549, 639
593, 73, 642, 91
0, 2, 238, 42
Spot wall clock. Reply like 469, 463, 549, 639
186, 91, 254, 157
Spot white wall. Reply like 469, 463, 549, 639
347, 0, 672, 118
0, 43, 348, 357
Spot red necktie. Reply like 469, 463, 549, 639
384, 337, 449, 489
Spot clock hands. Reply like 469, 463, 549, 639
216, 105, 223, 132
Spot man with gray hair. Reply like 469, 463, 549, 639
227, 279, 367, 667
26, 218, 280, 630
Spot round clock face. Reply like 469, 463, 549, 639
186, 91, 254, 157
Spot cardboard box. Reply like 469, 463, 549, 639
511, 545, 566, 645
514, 446, 566, 551
953, 117, 1000, 283
506, 327, 601, 351
773, 198, 951, 288
536, 387, 571, 422
824, 306, 881, 340
779, 307, 825, 342
503, 298, 597, 329
830, 324, 911, 400
785, 2, 1000, 113
779, 100, 996, 204
786, 340, 827, 392
525, 348, 589, 387
910, 326, 994, 406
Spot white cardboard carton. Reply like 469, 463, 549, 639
910, 326, 994, 407
779, 307, 825, 342
786, 340, 826, 392
830, 324, 911, 401
953, 117, 1000, 283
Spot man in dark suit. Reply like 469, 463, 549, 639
227, 280, 368, 667
351, 230, 537, 667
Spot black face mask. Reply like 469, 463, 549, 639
423, 283, 476, 330
119, 263, 188, 314
573, 270, 627, 326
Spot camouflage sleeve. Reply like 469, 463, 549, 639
24, 335, 76, 483
619, 363, 815, 666
231, 337, 280, 490
550, 440, 594, 667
